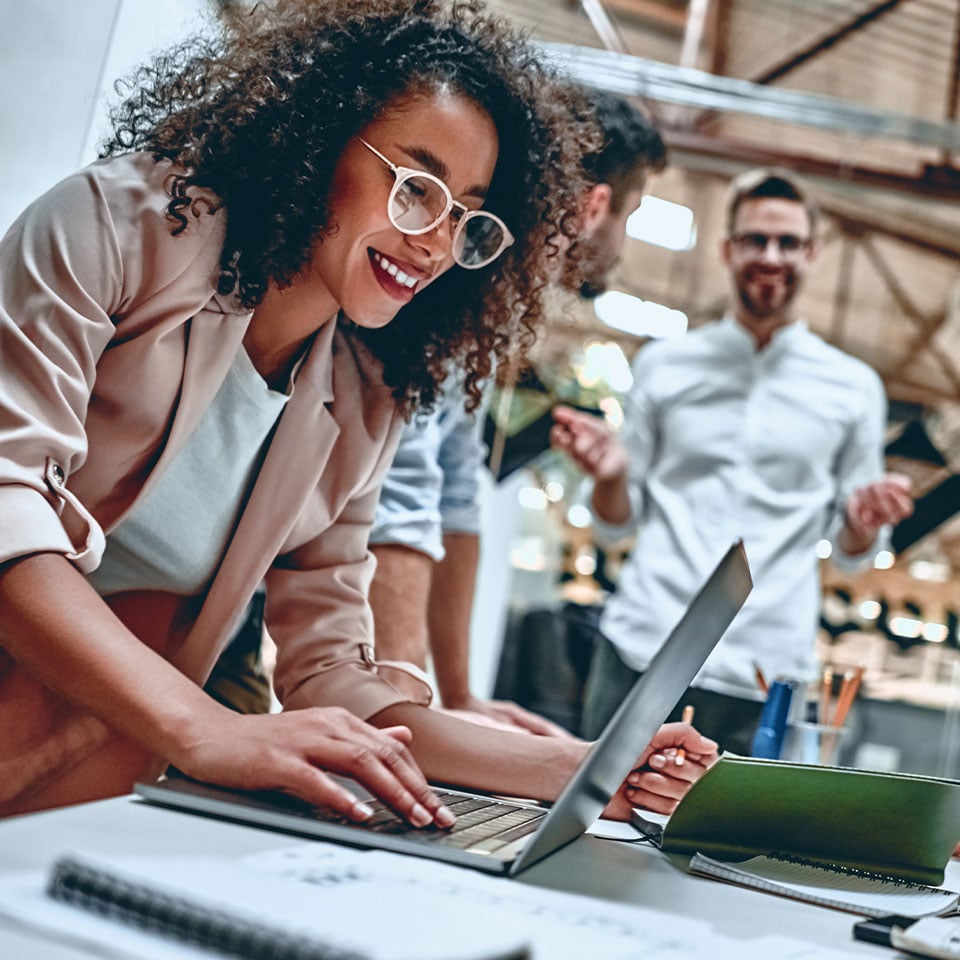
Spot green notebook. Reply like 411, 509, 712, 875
631, 755, 960, 886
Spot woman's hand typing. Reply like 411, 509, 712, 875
174, 706, 455, 829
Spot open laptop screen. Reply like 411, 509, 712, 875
510, 540, 752, 874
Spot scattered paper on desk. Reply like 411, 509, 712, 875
892, 916, 960, 959
0, 842, 903, 960
243, 843, 881, 959
690, 853, 960, 918
244, 843, 713, 959
585, 818, 644, 841
748, 935, 877, 959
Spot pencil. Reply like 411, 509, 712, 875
676, 705, 695, 764
819, 666, 833, 727
752, 661, 769, 695
832, 666, 864, 729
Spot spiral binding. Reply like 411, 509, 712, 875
47, 856, 370, 960
767, 852, 939, 890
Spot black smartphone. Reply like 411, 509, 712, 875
852, 914, 919, 947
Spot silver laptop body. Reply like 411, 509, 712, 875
136, 541, 752, 876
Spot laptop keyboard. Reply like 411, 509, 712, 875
315, 790, 547, 854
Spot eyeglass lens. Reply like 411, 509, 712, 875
392, 175, 448, 231
391, 173, 507, 267
733, 233, 808, 257
455, 214, 506, 267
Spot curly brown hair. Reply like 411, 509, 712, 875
101, 0, 595, 414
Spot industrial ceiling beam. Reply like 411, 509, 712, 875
540, 42, 960, 152
679, 0, 710, 69
691, 0, 912, 135
945, 2, 960, 164
578, 0, 629, 55
663, 128, 960, 206
750, 0, 913, 87
576, 0, 687, 31
706, 0, 730, 78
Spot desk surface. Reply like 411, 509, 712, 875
1, 795, 949, 959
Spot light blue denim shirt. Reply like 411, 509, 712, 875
370, 378, 487, 561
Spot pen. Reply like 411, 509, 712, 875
676, 704, 695, 764
832, 666, 864, 729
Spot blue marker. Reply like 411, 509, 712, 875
751, 679, 795, 759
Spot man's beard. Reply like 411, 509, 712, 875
580, 274, 607, 299
737, 270, 797, 320
578, 249, 617, 300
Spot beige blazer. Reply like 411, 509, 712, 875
0, 153, 431, 815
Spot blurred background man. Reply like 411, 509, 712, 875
552, 168, 914, 753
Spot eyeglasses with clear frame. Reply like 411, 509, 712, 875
729, 232, 812, 262
357, 137, 514, 270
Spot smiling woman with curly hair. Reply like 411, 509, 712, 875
0, 0, 710, 825
103, 0, 588, 415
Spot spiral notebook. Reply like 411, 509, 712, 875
39, 851, 530, 960
689, 852, 960, 919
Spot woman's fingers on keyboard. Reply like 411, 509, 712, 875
303, 710, 455, 829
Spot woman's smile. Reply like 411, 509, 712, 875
368, 248, 426, 302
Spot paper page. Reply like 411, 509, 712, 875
243, 843, 873, 959
746, 935, 877, 959
244, 843, 713, 959
892, 916, 960, 959
0, 842, 895, 960
585, 819, 644, 841
691, 853, 960, 918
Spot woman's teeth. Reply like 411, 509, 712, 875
375, 253, 417, 289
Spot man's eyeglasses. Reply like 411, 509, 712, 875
358, 138, 514, 270
730, 232, 811, 260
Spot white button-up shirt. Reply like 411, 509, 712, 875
595, 315, 886, 699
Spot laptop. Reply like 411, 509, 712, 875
135, 540, 752, 876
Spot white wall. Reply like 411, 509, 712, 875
0, 0, 208, 234
470, 471, 527, 697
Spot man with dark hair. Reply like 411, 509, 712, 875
577, 90, 667, 299
368, 91, 667, 735
552, 167, 913, 753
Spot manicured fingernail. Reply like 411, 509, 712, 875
352, 802, 374, 820
435, 805, 455, 828
628, 772, 642, 784
674, 754, 686, 766
649, 754, 666, 769
411, 803, 431, 827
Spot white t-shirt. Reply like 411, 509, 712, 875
88, 345, 292, 597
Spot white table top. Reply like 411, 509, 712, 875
0, 795, 944, 959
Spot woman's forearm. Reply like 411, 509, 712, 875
369, 701, 590, 801
0, 553, 225, 765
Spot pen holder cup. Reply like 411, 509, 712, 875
780, 721, 848, 766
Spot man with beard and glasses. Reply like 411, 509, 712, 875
552, 168, 914, 754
